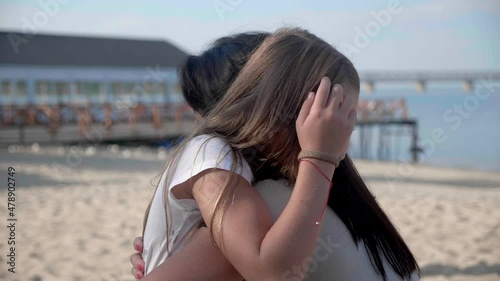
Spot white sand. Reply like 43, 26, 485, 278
0, 150, 499, 281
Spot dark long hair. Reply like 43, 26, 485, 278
172, 30, 419, 280
179, 32, 270, 116
332, 156, 419, 279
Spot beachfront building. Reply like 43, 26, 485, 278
0, 31, 190, 142
0, 31, 187, 106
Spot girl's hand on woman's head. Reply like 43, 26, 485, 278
130, 237, 145, 280
296, 77, 357, 162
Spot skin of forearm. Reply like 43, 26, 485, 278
255, 159, 335, 280
173, 160, 335, 281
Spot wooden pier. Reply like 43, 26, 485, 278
0, 103, 195, 145
355, 119, 421, 163
0, 121, 195, 145
0, 99, 423, 164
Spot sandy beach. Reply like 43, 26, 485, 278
0, 146, 499, 281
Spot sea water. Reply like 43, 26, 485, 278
352, 82, 500, 172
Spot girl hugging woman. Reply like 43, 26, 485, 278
132, 28, 420, 281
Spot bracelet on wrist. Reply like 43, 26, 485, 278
298, 150, 340, 168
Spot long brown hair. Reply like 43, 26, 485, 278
144, 28, 419, 280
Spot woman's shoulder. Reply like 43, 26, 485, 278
253, 179, 292, 221
254, 178, 291, 191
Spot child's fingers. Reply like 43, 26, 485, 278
133, 237, 143, 253
296, 92, 315, 126
131, 267, 143, 280
312, 77, 331, 111
130, 253, 145, 273
327, 84, 343, 111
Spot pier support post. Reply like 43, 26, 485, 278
411, 121, 419, 163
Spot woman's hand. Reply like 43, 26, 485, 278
296, 77, 357, 162
130, 237, 145, 280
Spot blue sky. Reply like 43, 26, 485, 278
1, 0, 499, 70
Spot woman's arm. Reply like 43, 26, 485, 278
192, 79, 356, 281
139, 227, 242, 281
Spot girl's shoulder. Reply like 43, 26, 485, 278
187, 134, 229, 150
183, 134, 234, 162
173, 134, 253, 185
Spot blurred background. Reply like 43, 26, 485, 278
0, 0, 499, 280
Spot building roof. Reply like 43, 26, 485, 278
0, 31, 189, 68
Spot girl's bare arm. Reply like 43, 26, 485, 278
140, 78, 355, 281
192, 80, 356, 281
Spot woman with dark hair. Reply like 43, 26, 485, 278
180, 32, 270, 117
131, 29, 419, 281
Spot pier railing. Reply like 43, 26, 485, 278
0, 98, 422, 163
0, 103, 195, 144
